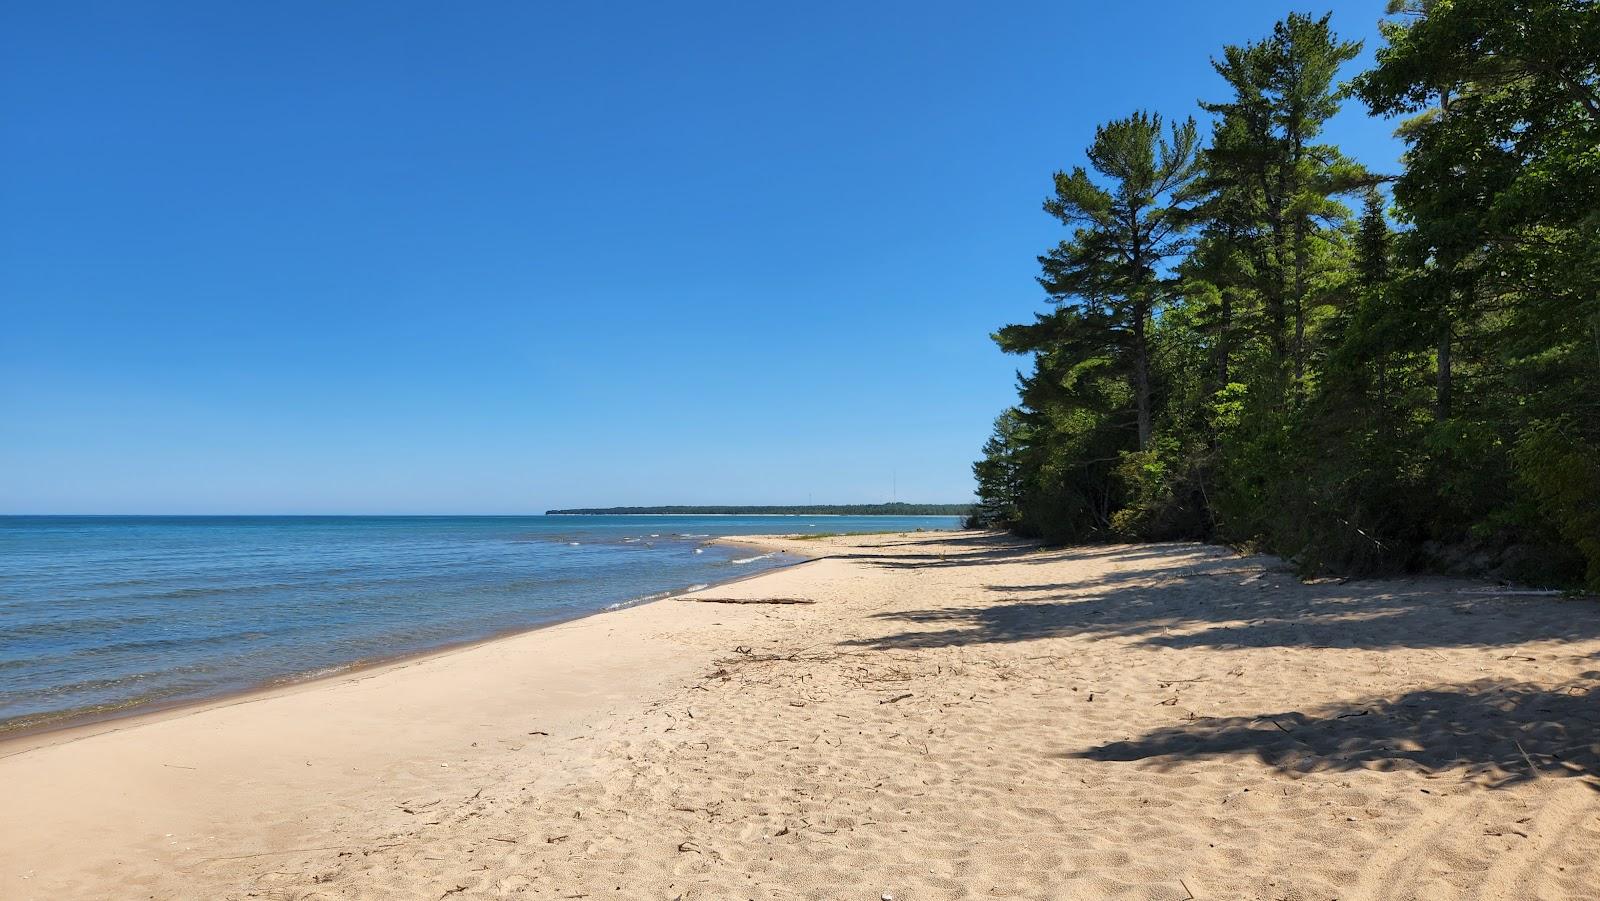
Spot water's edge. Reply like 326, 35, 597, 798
0, 536, 810, 752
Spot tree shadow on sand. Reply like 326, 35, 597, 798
831, 539, 1232, 571
1066, 680, 1600, 789
842, 552, 1600, 652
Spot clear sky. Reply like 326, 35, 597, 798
2, 1, 1404, 514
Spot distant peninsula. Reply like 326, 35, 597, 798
545, 503, 972, 516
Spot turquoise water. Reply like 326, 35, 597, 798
0, 515, 958, 734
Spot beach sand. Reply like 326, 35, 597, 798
4, 532, 1598, 900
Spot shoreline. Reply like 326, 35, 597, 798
7, 531, 1594, 899
0, 536, 818, 755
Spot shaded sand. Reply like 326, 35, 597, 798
4, 533, 1599, 899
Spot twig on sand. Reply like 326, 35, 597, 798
1261, 718, 1312, 746
1180, 877, 1197, 899
200, 843, 399, 863
880, 693, 913, 705
681, 597, 816, 605
1515, 740, 1542, 777
1485, 826, 1530, 838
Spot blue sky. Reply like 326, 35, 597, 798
1, 1, 1404, 514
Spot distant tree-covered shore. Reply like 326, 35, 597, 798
546, 504, 972, 516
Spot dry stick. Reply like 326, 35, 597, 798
880, 693, 913, 705
1515, 740, 1542, 778
1180, 877, 1198, 900
200, 843, 399, 863
681, 597, 816, 605
1263, 718, 1312, 746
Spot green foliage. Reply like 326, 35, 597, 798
1038, 111, 1202, 450
970, 408, 1030, 528
972, 3, 1599, 589
1514, 424, 1600, 590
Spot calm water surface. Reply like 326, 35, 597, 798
0, 515, 958, 733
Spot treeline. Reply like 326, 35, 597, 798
548, 504, 973, 516
973, 1, 1599, 589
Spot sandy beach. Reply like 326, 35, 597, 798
4, 531, 1598, 900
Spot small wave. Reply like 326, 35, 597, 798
608, 589, 670, 610
730, 553, 776, 564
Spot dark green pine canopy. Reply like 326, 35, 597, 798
972, 1, 1600, 590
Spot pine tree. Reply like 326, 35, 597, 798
1036, 112, 1201, 450
1195, 14, 1364, 399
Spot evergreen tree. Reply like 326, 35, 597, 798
1354, 0, 1600, 585
973, 4, 1600, 589
1035, 112, 1201, 450
971, 409, 1030, 527
1194, 13, 1364, 400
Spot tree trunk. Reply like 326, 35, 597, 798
1292, 217, 1308, 391
1436, 319, 1453, 421
1217, 288, 1233, 387
1376, 356, 1389, 419
1288, 109, 1308, 398
1134, 305, 1152, 450
1266, 198, 1289, 390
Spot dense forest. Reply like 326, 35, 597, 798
971, 1, 1600, 590
548, 504, 972, 516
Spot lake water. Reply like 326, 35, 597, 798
0, 514, 959, 734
